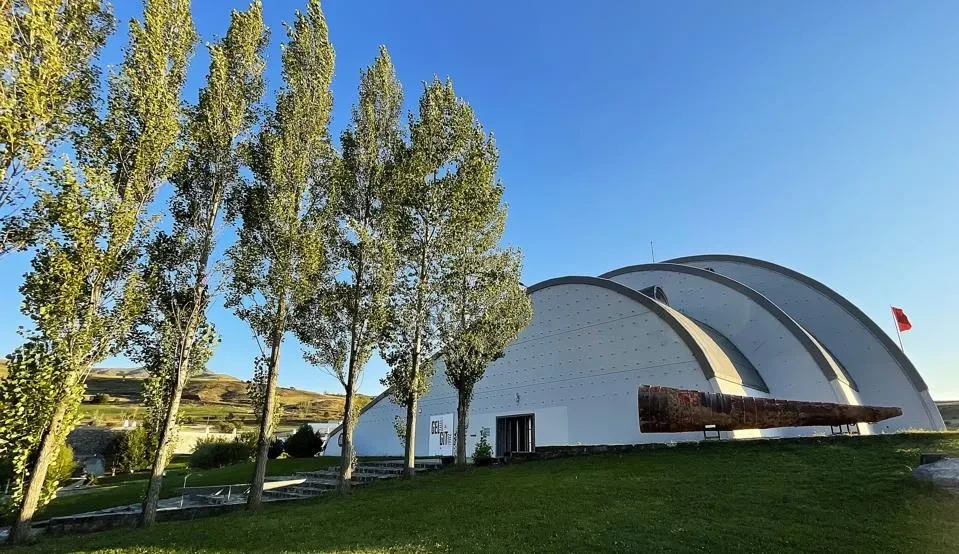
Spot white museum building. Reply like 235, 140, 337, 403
324, 254, 945, 459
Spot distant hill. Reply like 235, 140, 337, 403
78, 366, 372, 430
937, 401, 958, 430
89, 366, 241, 382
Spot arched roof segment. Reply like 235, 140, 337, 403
665, 254, 927, 393
599, 263, 855, 389
527, 276, 720, 383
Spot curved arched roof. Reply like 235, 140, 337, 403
527, 276, 720, 382
666, 254, 927, 393
330, 275, 727, 441
599, 262, 854, 389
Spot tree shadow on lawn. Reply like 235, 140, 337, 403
14, 433, 959, 553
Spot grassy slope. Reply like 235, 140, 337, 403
20, 433, 959, 554
78, 371, 372, 429
35, 457, 341, 520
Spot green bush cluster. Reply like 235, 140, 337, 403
283, 424, 323, 458
189, 437, 252, 469
473, 428, 493, 460
112, 426, 150, 473
268, 437, 285, 459
47, 444, 76, 486
90, 393, 110, 404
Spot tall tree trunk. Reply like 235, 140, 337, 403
138, 361, 190, 526
403, 335, 421, 478
337, 378, 356, 494
339, 238, 365, 493
246, 300, 284, 511
9, 394, 71, 543
140, 193, 218, 525
456, 386, 469, 465
404, 392, 418, 477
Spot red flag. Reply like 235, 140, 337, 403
891, 307, 912, 332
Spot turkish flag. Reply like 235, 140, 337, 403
891, 307, 912, 332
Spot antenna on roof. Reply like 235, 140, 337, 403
650, 241, 656, 263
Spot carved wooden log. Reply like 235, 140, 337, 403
638, 385, 902, 433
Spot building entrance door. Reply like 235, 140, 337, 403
496, 414, 535, 457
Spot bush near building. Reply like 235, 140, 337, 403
189, 438, 251, 469
111, 427, 150, 473
283, 424, 323, 458
268, 438, 285, 459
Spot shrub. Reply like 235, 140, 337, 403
189, 438, 251, 469
237, 430, 259, 452
47, 444, 76, 486
215, 421, 236, 433
90, 393, 110, 404
284, 424, 323, 458
268, 438, 285, 459
113, 426, 150, 473
473, 428, 493, 460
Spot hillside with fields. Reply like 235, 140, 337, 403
78, 367, 372, 431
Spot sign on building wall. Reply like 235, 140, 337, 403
429, 413, 455, 456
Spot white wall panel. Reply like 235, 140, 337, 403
608, 269, 844, 404
674, 258, 944, 431
329, 280, 725, 456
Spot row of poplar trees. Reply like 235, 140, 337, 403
0, 0, 531, 544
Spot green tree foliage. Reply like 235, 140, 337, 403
0, 0, 196, 542
0, 341, 77, 516
295, 46, 402, 491
439, 124, 531, 463
0, 0, 113, 254
131, 0, 267, 527
112, 426, 150, 473
283, 423, 323, 458
225, 0, 335, 510
379, 78, 476, 477
246, 355, 283, 427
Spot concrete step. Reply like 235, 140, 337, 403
263, 489, 311, 500
354, 465, 430, 475
288, 485, 330, 496
296, 470, 397, 484
360, 459, 444, 470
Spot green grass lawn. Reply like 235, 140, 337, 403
33, 457, 340, 521
16, 433, 959, 553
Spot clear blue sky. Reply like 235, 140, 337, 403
2, 1, 957, 399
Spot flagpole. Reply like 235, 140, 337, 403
891, 306, 905, 352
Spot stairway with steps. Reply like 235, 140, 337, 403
263, 458, 443, 502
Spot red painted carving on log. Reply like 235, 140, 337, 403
638, 385, 902, 433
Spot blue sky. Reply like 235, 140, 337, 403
2, 0, 957, 399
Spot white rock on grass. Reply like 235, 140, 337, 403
913, 458, 959, 493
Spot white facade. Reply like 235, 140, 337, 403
326, 255, 944, 458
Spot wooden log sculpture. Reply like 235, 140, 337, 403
638, 385, 902, 433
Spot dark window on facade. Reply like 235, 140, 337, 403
496, 414, 535, 456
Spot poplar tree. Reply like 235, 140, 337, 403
295, 46, 403, 493
440, 143, 532, 462
380, 78, 473, 477
0, 0, 113, 255
442, 249, 529, 465
225, 0, 335, 511
0, 0, 195, 542
133, 1, 267, 526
